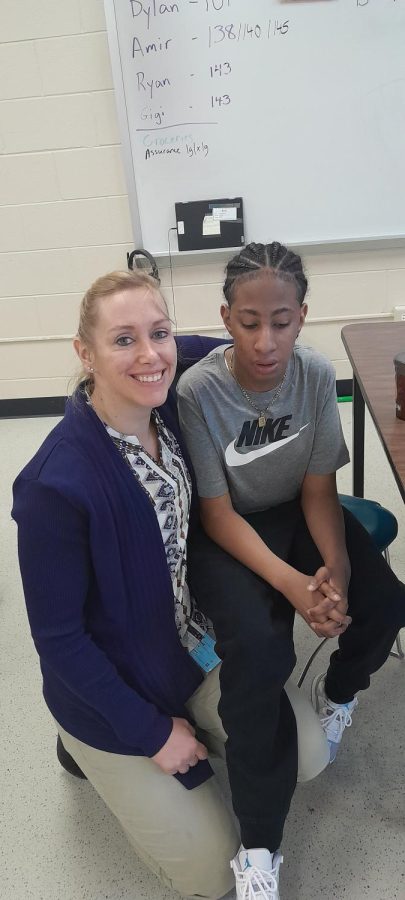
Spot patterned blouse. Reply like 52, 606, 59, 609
106, 411, 210, 653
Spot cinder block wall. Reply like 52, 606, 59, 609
1, 1, 405, 399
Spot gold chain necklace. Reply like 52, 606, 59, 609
228, 349, 287, 427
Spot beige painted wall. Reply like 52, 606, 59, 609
1, 1, 405, 400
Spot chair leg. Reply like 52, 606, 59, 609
382, 547, 404, 660
297, 637, 329, 688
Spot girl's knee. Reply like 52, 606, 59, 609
227, 626, 296, 680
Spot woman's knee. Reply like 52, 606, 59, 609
284, 680, 329, 781
125, 819, 237, 900
166, 791, 239, 899
183, 858, 236, 900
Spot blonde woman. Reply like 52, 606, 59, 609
12, 269, 327, 900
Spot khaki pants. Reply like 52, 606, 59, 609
57, 668, 328, 899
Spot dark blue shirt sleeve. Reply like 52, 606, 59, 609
13, 478, 173, 757
175, 334, 229, 374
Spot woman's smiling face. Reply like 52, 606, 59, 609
80, 286, 177, 413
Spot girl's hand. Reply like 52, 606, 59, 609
308, 563, 351, 612
307, 591, 352, 637
306, 563, 352, 636
152, 717, 208, 775
307, 565, 345, 602
284, 571, 350, 639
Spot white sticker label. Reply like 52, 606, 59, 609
202, 215, 221, 236
212, 206, 237, 221
177, 221, 185, 235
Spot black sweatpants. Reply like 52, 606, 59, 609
187, 500, 405, 853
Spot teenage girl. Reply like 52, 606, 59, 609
177, 241, 405, 900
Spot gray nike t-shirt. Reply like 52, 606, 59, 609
177, 344, 349, 515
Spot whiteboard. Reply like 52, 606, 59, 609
104, 0, 405, 254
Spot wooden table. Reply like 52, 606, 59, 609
341, 322, 405, 502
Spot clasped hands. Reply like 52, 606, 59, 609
287, 564, 351, 639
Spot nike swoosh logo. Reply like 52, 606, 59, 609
225, 424, 309, 467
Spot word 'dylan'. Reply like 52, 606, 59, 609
130, 1, 179, 30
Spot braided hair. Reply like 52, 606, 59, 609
223, 242, 308, 306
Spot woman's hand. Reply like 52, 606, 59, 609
152, 717, 208, 775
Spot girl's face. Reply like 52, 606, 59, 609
221, 271, 307, 392
75, 287, 177, 413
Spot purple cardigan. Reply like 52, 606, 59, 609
12, 335, 225, 789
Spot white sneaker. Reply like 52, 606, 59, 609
231, 846, 283, 899
312, 673, 358, 763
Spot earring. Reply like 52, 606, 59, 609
88, 366, 94, 373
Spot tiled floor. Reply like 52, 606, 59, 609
1, 404, 404, 900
